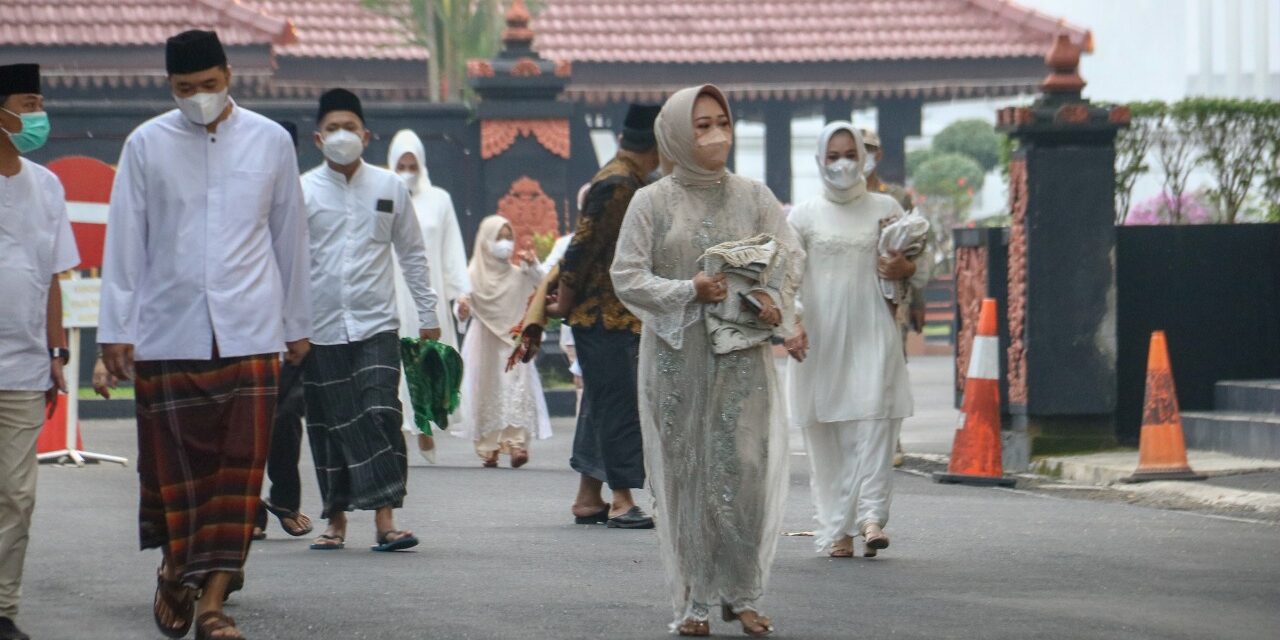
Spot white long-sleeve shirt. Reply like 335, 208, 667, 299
0, 159, 81, 391
97, 103, 312, 361
302, 162, 438, 346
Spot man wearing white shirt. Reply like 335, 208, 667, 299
97, 31, 311, 640
301, 89, 440, 555
0, 63, 78, 640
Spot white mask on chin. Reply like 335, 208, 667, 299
174, 89, 228, 125
322, 129, 365, 165
823, 158, 861, 190
490, 239, 515, 260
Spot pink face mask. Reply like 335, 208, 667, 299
693, 126, 731, 169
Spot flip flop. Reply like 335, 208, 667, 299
309, 534, 345, 550
573, 508, 609, 525
371, 530, 419, 552
153, 565, 194, 639
262, 499, 314, 537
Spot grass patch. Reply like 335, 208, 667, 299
78, 386, 134, 400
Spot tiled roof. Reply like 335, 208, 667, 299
0, 0, 292, 48
241, 1, 427, 60
533, 0, 1091, 64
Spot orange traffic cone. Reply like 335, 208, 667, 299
934, 298, 1015, 487
37, 393, 83, 454
1121, 331, 1205, 483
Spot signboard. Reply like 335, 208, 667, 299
62, 277, 101, 328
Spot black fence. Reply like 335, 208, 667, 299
1115, 224, 1280, 443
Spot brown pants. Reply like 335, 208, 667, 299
0, 391, 43, 618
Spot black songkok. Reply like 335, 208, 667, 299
166, 30, 227, 75
620, 103, 661, 152
0, 64, 41, 95
317, 88, 364, 125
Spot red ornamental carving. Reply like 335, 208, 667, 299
467, 59, 495, 78
1006, 158, 1030, 405
1040, 33, 1087, 94
1109, 105, 1132, 125
554, 59, 572, 77
954, 245, 989, 396
481, 119, 570, 159
511, 57, 543, 77
1055, 104, 1090, 124
497, 177, 559, 262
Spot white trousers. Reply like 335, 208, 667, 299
0, 391, 43, 618
802, 418, 901, 550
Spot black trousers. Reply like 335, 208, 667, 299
256, 361, 306, 528
570, 324, 645, 490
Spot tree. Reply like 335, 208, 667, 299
1112, 101, 1163, 223
905, 148, 940, 179
910, 152, 985, 273
932, 119, 1003, 173
363, 0, 544, 102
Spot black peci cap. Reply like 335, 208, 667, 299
0, 64, 41, 95
166, 30, 228, 75
620, 103, 661, 152
317, 88, 364, 125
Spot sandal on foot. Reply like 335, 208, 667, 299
862, 523, 890, 558
829, 536, 854, 558
153, 566, 194, 639
250, 527, 266, 541
309, 534, 345, 550
675, 619, 710, 636
573, 507, 609, 525
722, 606, 774, 637
510, 447, 529, 468
371, 530, 419, 552
481, 451, 499, 468
195, 611, 243, 640
262, 500, 314, 537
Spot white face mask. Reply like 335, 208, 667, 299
490, 239, 515, 260
174, 89, 228, 126
322, 129, 365, 165
823, 157, 862, 190
397, 170, 418, 192
862, 156, 878, 178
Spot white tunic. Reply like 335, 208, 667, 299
302, 162, 438, 346
0, 159, 80, 391
788, 191, 924, 426
98, 104, 311, 360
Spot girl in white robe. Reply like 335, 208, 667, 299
787, 122, 930, 558
388, 130, 471, 462
451, 215, 551, 467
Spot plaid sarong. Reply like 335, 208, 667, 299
303, 331, 408, 518
134, 353, 279, 590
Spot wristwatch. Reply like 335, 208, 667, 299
49, 347, 70, 365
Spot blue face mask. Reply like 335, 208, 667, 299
1, 109, 50, 154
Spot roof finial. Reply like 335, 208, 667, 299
1040, 33, 1086, 96
503, 0, 534, 47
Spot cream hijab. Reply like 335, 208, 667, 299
815, 121, 869, 204
467, 215, 528, 341
656, 84, 733, 187
388, 129, 430, 194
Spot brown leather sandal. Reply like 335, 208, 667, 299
481, 451, 499, 468
510, 447, 529, 468
722, 606, 774, 637
153, 565, 194, 638
676, 619, 710, 636
195, 611, 244, 640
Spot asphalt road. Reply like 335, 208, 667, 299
17, 356, 1279, 639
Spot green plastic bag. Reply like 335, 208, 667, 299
398, 338, 464, 435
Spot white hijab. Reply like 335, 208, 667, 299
815, 121, 869, 204
388, 129, 430, 194
467, 215, 528, 341
655, 84, 733, 187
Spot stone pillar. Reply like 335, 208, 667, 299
996, 35, 1130, 458
763, 102, 793, 204
468, 0, 573, 251
873, 97, 921, 185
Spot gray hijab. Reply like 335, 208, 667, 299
655, 84, 733, 187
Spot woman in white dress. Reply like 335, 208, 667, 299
388, 130, 471, 462
452, 215, 551, 467
786, 122, 929, 558
611, 84, 802, 637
